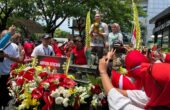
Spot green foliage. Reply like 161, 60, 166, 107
0, 0, 36, 31
31, 0, 90, 35
0, 0, 146, 35
87, 74, 103, 88
162, 48, 170, 53
54, 28, 70, 38
94, 0, 146, 32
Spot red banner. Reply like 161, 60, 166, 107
37, 55, 67, 73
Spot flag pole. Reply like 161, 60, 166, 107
131, 0, 141, 50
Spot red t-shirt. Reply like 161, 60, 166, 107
72, 47, 87, 65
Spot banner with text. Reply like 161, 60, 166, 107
37, 55, 67, 73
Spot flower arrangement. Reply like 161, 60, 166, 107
8, 63, 108, 110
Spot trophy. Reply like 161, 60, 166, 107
92, 22, 104, 34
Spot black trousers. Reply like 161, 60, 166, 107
0, 75, 11, 106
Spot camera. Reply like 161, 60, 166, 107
112, 40, 126, 54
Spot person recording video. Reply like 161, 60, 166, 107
99, 50, 170, 110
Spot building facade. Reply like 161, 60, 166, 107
146, 0, 170, 43
149, 7, 170, 48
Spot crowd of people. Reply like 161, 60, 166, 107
0, 12, 170, 110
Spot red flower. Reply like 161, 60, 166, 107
61, 78, 76, 88
42, 92, 54, 110
38, 72, 48, 79
73, 95, 80, 110
27, 68, 35, 73
48, 74, 67, 80
48, 83, 58, 91
23, 72, 34, 81
91, 84, 101, 94
22, 68, 35, 81
16, 77, 24, 86
101, 98, 107, 105
42, 104, 50, 110
10, 63, 18, 71
31, 87, 43, 99
18, 70, 25, 76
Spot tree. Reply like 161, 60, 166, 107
89, 0, 146, 33
54, 28, 70, 38
0, 0, 15, 31
0, 0, 35, 31
0, 0, 145, 37
32, 0, 89, 37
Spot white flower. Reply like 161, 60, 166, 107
91, 98, 98, 107
19, 94, 26, 99
63, 90, 71, 98
92, 94, 98, 99
29, 82, 37, 88
14, 86, 20, 92
98, 92, 105, 99
51, 90, 60, 98
87, 83, 93, 91
18, 103, 27, 110
80, 92, 89, 98
75, 86, 86, 93
34, 76, 42, 82
79, 92, 90, 104
8, 89, 15, 97
42, 82, 50, 89
29, 87, 36, 92
23, 67, 32, 71
63, 98, 69, 107
11, 81, 17, 87
55, 97, 64, 104
58, 87, 65, 93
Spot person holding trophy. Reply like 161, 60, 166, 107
90, 12, 109, 61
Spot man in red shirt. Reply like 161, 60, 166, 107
70, 37, 89, 65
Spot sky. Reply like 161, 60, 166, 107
57, 18, 72, 33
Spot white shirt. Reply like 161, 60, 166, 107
107, 88, 149, 110
31, 44, 55, 57
0, 43, 19, 75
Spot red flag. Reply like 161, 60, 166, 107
131, 27, 136, 48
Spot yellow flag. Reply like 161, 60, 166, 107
132, 0, 141, 50
65, 57, 70, 75
85, 11, 91, 48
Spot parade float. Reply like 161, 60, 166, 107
8, 56, 108, 110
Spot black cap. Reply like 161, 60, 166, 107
42, 34, 51, 39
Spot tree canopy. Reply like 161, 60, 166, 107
0, 0, 145, 36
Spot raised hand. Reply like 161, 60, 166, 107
8, 25, 16, 35
106, 49, 116, 62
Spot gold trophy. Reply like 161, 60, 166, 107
93, 22, 100, 33
93, 22, 104, 33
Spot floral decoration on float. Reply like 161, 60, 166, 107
8, 59, 108, 110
